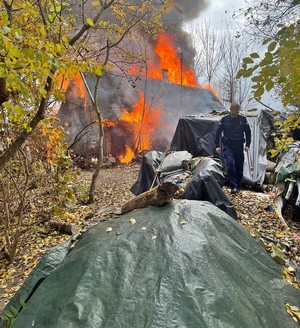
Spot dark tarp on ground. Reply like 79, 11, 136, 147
3, 200, 299, 328
170, 109, 275, 187
0, 240, 73, 328
130, 151, 237, 219
182, 157, 237, 219
130, 151, 163, 195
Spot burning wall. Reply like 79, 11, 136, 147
57, 1, 226, 162
57, 68, 225, 162
58, 27, 224, 161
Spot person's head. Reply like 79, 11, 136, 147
229, 102, 241, 118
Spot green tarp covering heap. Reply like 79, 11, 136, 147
2, 200, 300, 327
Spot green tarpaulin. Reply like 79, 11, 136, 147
2, 200, 300, 327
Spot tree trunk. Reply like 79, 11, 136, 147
0, 75, 53, 168
0, 77, 8, 105
88, 41, 110, 204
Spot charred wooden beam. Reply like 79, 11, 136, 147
120, 182, 179, 214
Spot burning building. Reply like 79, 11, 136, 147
57, 31, 225, 163
58, 0, 226, 163
57, 69, 225, 162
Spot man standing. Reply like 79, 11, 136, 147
215, 102, 251, 194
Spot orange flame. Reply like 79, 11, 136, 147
57, 72, 87, 97
129, 32, 198, 87
202, 84, 219, 97
128, 31, 219, 95
103, 119, 119, 128
120, 89, 161, 156
119, 145, 135, 163
153, 32, 198, 87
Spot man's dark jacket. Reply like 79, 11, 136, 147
215, 114, 251, 148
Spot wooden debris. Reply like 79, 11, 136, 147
120, 182, 179, 214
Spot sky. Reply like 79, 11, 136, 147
186, 0, 283, 111
197, 0, 246, 29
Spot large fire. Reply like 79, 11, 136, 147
119, 89, 161, 163
144, 32, 198, 87
118, 31, 217, 163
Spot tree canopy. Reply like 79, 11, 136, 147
235, 0, 299, 110
0, 0, 174, 167
0, 0, 174, 263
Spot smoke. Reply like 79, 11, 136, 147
170, 0, 209, 22
157, 0, 210, 69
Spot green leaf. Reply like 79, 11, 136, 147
10, 306, 18, 316
266, 80, 274, 92
94, 64, 103, 77
251, 76, 261, 82
242, 69, 253, 78
19, 299, 27, 308
22, 48, 35, 59
243, 57, 254, 64
282, 40, 298, 49
254, 87, 264, 98
2, 310, 14, 318
278, 75, 286, 83
86, 18, 94, 27
250, 52, 259, 59
262, 38, 272, 45
268, 42, 277, 52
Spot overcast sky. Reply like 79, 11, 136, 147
197, 0, 245, 28
186, 0, 283, 111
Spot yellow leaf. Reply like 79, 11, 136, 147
86, 18, 94, 27
106, 227, 112, 233
179, 220, 187, 225
129, 218, 136, 224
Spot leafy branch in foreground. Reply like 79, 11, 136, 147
237, 22, 300, 108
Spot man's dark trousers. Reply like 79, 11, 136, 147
222, 144, 244, 190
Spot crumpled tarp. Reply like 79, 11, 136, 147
182, 157, 237, 219
130, 151, 236, 218
0, 240, 73, 328
170, 109, 275, 187
5, 200, 300, 328
130, 151, 163, 195
275, 142, 300, 182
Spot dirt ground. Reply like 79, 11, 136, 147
0, 162, 299, 313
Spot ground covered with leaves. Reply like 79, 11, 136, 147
0, 163, 300, 320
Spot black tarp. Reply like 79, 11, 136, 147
170, 109, 275, 187
130, 151, 237, 219
182, 157, 237, 219
2, 200, 299, 328
170, 116, 220, 157
130, 151, 163, 195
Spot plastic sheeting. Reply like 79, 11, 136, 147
130, 151, 236, 219
5, 200, 300, 328
275, 142, 300, 182
170, 109, 275, 187
170, 116, 220, 157
182, 157, 237, 219
130, 151, 163, 195
0, 240, 73, 328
